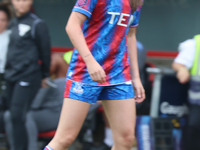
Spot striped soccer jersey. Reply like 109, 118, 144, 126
67, 0, 142, 85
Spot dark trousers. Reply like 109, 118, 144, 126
4, 72, 41, 150
184, 104, 200, 150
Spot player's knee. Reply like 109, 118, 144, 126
117, 129, 135, 148
123, 134, 135, 148
56, 134, 76, 148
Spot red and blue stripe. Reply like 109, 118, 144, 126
67, 0, 141, 85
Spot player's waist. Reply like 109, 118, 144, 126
66, 78, 132, 86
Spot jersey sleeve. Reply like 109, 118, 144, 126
130, 5, 142, 28
72, 0, 98, 18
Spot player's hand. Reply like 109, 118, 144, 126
86, 60, 106, 83
132, 78, 145, 103
177, 67, 190, 84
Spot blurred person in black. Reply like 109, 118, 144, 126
0, 0, 12, 134
4, 53, 68, 150
172, 35, 200, 150
3, 0, 51, 150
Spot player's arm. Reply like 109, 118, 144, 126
66, 12, 92, 64
127, 27, 145, 103
66, 12, 106, 83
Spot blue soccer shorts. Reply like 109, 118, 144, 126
64, 79, 135, 103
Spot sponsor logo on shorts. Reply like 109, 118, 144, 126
125, 81, 132, 85
68, 72, 73, 77
73, 82, 84, 94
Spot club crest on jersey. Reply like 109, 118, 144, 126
73, 82, 84, 94
77, 0, 87, 7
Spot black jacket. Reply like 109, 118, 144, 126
5, 12, 51, 82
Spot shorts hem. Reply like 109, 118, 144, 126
99, 97, 135, 101
66, 78, 132, 86
64, 95, 96, 104
64, 95, 135, 103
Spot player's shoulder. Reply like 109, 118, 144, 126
75, 0, 98, 6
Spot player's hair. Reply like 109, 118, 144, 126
0, 0, 13, 20
129, 0, 143, 12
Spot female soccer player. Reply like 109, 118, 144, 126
45, 0, 145, 150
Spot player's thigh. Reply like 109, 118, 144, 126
102, 99, 136, 137
54, 98, 91, 139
